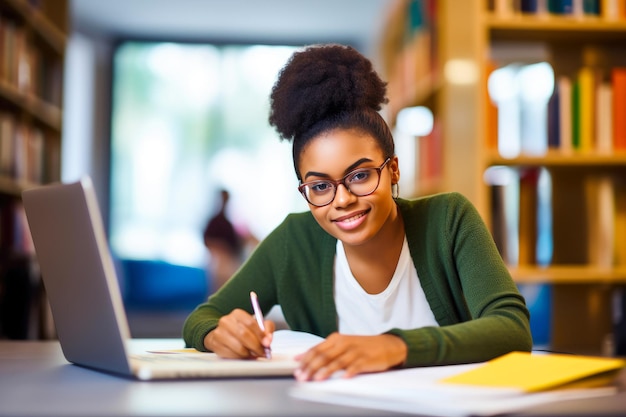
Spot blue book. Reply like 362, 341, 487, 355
548, 0, 573, 13
547, 81, 560, 149
521, 0, 538, 12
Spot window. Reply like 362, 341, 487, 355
110, 42, 306, 268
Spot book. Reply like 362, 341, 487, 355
518, 168, 539, 265
583, 0, 600, 15
484, 166, 519, 265
595, 82, 613, 154
144, 329, 323, 359
614, 187, 626, 266
521, 0, 549, 13
494, 0, 519, 16
557, 75, 573, 154
585, 175, 615, 268
572, 76, 581, 150
601, 0, 626, 19
547, 75, 560, 150
548, 0, 572, 14
576, 66, 595, 153
613, 67, 626, 151
0, 112, 16, 176
441, 351, 625, 392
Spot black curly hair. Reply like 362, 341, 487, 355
268, 44, 395, 180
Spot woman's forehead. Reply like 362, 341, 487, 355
298, 132, 383, 175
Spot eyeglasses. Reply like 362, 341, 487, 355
298, 158, 391, 207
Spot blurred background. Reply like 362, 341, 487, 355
0, 0, 624, 357
64, 0, 394, 337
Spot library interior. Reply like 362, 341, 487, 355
0, 0, 626, 415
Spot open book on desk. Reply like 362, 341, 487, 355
129, 330, 325, 379
290, 351, 625, 417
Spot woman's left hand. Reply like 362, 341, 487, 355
293, 332, 407, 381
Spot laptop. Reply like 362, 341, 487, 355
21, 177, 318, 380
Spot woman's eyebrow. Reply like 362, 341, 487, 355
303, 157, 373, 181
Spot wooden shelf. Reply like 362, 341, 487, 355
0, 0, 66, 340
485, 13, 626, 31
510, 265, 626, 284
0, 175, 38, 197
438, 0, 626, 353
484, 13, 626, 42
486, 151, 626, 168
0, 80, 62, 130
2, 0, 66, 54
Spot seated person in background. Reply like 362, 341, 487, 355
184, 43, 532, 382
203, 189, 243, 293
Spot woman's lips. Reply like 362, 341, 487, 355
333, 210, 369, 231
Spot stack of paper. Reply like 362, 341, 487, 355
290, 351, 625, 417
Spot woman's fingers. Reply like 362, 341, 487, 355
205, 309, 274, 358
294, 333, 407, 381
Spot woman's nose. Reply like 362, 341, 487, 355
332, 183, 356, 208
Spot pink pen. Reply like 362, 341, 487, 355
249, 291, 272, 359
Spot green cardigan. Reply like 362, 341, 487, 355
183, 192, 532, 367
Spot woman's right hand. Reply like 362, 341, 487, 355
203, 308, 275, 359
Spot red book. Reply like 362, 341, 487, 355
612, 67, 626, 151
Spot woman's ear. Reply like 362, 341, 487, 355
390, 155, 400, 184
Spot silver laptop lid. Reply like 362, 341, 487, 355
22, 177, 132, 376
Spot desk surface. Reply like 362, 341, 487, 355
1, 339, 625, 417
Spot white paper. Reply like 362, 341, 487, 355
290, 365, 618, 417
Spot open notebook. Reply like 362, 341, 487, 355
22, 177, 322, 380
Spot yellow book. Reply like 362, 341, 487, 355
440, 351, 625, 393
577, 67, 595, 153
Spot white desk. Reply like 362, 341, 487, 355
1, 339, 625, 417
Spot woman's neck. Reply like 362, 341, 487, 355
341, 204, 405, 294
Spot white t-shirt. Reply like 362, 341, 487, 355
335, 237, 439, 335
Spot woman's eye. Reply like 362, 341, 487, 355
348, 170, 370, 183
311, 182, 332, 194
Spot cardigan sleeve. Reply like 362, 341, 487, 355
388, 194, 532, 367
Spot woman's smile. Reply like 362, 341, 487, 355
333, 209, 370, 231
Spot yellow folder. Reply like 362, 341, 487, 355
440, 351, 625, 392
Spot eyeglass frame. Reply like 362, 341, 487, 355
297, 157, 392, 207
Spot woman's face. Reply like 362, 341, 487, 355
298, 129, 400, 247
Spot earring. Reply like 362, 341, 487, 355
392, 183, 399, 199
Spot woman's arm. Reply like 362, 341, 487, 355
391, 193, 532, 367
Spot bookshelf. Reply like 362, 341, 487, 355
436, 0, 626, 355
0, 0, 67, 340
379, 0, 443, 197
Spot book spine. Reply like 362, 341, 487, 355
519, 168, 540, 265
572, 79, 581, 150
614, 185, 626, 266
583, 0, 600, 15
577, 67, 595, 153
558, 76, 573, 154
595, 82, 613, 154
547, 78, 561, 150
585, 175, 615, 267
613, 67, 626, 151
521, 0, 539, 12
494, 0, 519, 16
601, 0, 622, 19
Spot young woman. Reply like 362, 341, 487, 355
183, 44, 532, 382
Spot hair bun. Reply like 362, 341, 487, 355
269, 44, 387, 141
